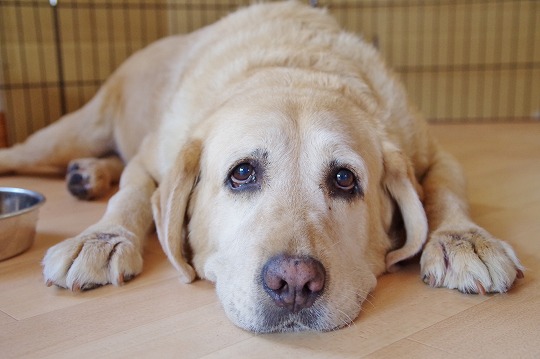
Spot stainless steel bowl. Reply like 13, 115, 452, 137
0, 187, 46, 261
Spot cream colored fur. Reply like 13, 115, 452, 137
0, 1, 523, 332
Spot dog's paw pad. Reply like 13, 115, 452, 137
66, 159, 111, 200
67, 171, 91, 199
42, 227, 143, 291
420, 228, 524, 294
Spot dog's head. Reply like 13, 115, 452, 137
152, 85, 427, 333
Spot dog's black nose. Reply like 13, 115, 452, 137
262, 254, 326, 313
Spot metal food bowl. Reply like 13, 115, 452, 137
0, 187, 45, 261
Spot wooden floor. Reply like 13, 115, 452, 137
1, 123, 539, 358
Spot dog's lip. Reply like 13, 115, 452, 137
268, 319, 313, 333
255, 318, 314, 333
250, 298, 344, 333
255, 314, 347, 333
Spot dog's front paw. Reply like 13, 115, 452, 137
420, 228, 524, 294
66, 159, 112, 200
42, 227, 143, 291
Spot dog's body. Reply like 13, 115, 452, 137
0, 2, 523, 332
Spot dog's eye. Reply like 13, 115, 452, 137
326, 166, 362, 200
230, 163, 257, 188
334, 169, 355, 191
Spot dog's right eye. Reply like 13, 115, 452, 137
229, 163, 258, 189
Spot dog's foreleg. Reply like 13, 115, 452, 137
42, 153, 155, 290
420, 148, 523, 294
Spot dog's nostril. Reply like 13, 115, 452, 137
262, 254, 326, 313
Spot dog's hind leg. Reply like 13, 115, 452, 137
0, 92, 115, 175
65, 156, 125, 200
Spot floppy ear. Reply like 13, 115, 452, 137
382, 141, 428, 272
151, 139, 202, 283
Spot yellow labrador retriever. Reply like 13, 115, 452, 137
0, 2, 523, 332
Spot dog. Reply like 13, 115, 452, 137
0, 1, 523, 333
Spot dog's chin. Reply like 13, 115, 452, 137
224, 299, 362, 334
257, 317, 350, 334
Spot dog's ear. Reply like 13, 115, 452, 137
151, 139, 202, 283
382, 141, 428, 272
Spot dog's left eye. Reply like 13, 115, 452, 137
230, 163, 257, 189
334, 169, 355, 190
327, 167, 362, 199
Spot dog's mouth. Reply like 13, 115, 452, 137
227, 288, 361, 333
259, 318, 313, 333
250, 304, 335, 333
220, 286, 365, 333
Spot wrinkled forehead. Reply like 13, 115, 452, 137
204, 98, 378, 177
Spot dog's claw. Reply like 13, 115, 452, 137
118, 273, 124, 285
475, 280, 486, 295
46, 279, 54, 287
516, 269, 524, 279
423, 274, 438, 288
72, 282, 81, 292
